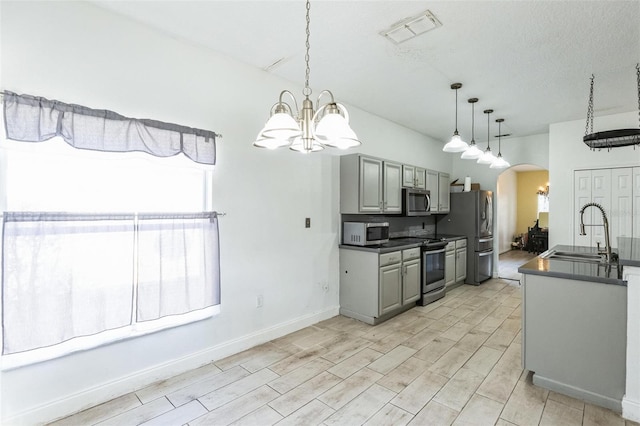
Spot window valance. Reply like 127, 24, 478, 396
2, 91, 218, 165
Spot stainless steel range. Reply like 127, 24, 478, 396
387, 237, 448, 305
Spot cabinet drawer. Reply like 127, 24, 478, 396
446, 241, 455, 252
402, 247, 421, 261
455, 239, 467, 249
380, 251, 402, 266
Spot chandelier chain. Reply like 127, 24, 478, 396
585, 74, 594, 136
303, 0, 312, 97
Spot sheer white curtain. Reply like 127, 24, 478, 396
1, 212, 220, 368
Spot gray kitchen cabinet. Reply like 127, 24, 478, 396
339, 247, 420, 325
438, 172, 450, 212
340, 154, 402, 214
444, 241, 455, 287
455, 238, 467, 283
402, 165, 426, 190
379, 263, 402, 315
426, 170, 450, 213
426, 169, 439, 212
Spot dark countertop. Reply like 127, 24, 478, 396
617, 237, 640, 267
518, 244, 626, 286
339, 234, 464, 254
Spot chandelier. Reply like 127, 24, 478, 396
253, 0, 360, 153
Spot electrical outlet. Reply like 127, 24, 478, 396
305, 218, 311, 228
256, 294, 263, 308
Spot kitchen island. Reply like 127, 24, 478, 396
518, 245, 628, 412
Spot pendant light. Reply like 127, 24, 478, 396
477, 109, 497, 165
442, 83, 469, 152
490, 118, 511, 169
461, 98, 483, 160
253, 0, 360, 153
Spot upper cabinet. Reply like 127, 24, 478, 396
426, 170, 450, 214
340, 154, 449, 215
438, 172, 450, 213
402, 165, 426, 190
341, 154, 402, 214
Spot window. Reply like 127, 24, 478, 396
1, 124, 220, 368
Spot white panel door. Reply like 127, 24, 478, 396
574, 170, 592, 246
634, 167, 640, 238
611, 168, 633, 247
590, 169, 611, 248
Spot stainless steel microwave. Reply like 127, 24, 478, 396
403, 188, 431, 216
342, 222, 390, 246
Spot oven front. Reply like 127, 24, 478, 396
422, 246, 446, 293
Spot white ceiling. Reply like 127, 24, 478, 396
93, 0, 640, 144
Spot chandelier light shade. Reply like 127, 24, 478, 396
253, 0, 360, 153
477, 109, 496, 165
461, 98, 483, 160
442, 83, 469, 153
490, 118, 511, 169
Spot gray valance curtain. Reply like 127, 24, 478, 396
2, 91, 218, 165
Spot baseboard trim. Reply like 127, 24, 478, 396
623, 396, 640, 422
533, 373, 622, 413
4, 306, 339, 425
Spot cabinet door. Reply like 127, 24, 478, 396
611, 168, 633, 247
415, 168, 426, 190
574, 170, 592, 247
384, 161, 403, 213
402, 259, 421, 305
438, 172, 450, 212
379, 264, 402, 315
426, 170, 439, 212
591, 169, 611, 247
455, 248, 467, 282
445, 250, 455, 287
359, 157, 383, 213
402, 165, 415, 188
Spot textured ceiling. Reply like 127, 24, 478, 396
93, 0, 640, 144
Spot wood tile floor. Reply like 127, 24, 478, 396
52, 252, 639, 426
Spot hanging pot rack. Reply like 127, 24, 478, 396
583, 63, 640, 150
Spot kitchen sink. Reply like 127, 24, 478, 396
542, 250, 608, 264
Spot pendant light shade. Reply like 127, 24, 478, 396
461, 98, 483, 160
253, 0, 360, 153
477, 109, 496, 164
443, 83, 469, 153
490, 118, 511, 169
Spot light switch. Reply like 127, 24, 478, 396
305, 218, 311, 228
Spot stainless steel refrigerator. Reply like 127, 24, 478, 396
437, 190, 493, 285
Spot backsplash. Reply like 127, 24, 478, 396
340, 214, 436, 238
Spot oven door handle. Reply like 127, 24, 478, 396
478, 238, 493, 243
424, 248, 446, 255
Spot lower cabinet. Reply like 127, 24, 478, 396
445, 242, 456, 287
340, 247, 421, 325
445, 238, 467, 287
455, 239, 467, 283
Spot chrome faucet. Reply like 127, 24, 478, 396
579, 202, 612, 262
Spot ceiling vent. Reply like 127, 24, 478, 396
380, 10, 442, 44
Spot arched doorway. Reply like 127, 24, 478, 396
496, 164, 549, 280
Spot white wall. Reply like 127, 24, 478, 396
497, 170, 518, 254
548, 111, 640, 247
0, 2, 450, 423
